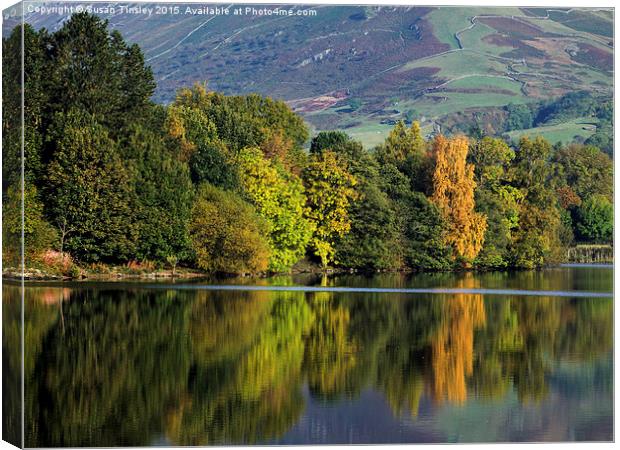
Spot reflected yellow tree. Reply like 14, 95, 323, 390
166, 290, 313, 445
304, 292, 359, 401
430, 279, 486, 404
15, 282, 613, 446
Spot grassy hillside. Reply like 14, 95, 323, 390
506, 118, 599, 144
5, 4, 613, 148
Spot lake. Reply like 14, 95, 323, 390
2, 265, 613, 446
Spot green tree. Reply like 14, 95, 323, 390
189, 184, 270, 274
376, 121, 425, 162
309, 131, 351, 154
237, 147, 313, 272
45, 13, 155, 135
2, 184, 57, 266
2, 24, 48, 190
123, 125, 194, 261
302, 151, 357, 268
174, 84, 308, 153
509, 137, 566, 267
45, 110, 137, 262
504, 103, 533, 131
574, 195, 613, 243
469, 137, 522, 268
381, 164, 453, 269
331, 140, 401, 270
554, 144, 613, 202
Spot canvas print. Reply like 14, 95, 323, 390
1, 1, 614, 446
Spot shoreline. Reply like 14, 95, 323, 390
2, 261, 613, 283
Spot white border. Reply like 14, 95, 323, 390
0, 0, 616, 449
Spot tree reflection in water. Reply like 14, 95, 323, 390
2, 279, 611, 447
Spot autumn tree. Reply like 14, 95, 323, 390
237, 147, 313, 272
189, 184, 270, 274
431, 135, 487, 264
302, 151, 357, 268
376, 121, 426, 162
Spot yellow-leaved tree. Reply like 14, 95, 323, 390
302, 151, 358, 269
378, 120, 426, 162
431, 135, 487, 264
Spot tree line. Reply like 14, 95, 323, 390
2, 13, 613, 275
504, 91, 613, 155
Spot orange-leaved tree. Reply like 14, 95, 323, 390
431, 135, 487, 264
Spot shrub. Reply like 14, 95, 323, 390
189, 184, 270, 274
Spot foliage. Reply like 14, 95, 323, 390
431, 135, 487, 264
380, 163, 453, 269
331, 140, 401, 270
189, 184, 270, 274
2, 184, 57, 265
376, 120, 425, 162
2, 24, 47, 191
469, 137, 522, 268
310, 131, 352, 154
504, 103, 534, 131
574, 195, 613, 243
508, 137, 566, 267
45, 13, 155, 134
124, 125, 194, 261
533, 91, 598, 126
237, 147, 313, 272
174, 84, 309, 152
45, 110, 138, 262
302, 151, 357, 268
553, 144, 612, 202
1, 12, 611, 273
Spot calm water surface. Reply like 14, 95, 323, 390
3, 266, 613, 445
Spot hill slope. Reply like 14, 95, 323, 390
4, 3, 613, 145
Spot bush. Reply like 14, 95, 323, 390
189, 184, 270, 274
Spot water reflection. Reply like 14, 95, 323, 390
2, 272, 613, 446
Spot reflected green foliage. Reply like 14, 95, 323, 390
12, 270, 612, 446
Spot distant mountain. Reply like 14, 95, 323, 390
4, 3, 613, 146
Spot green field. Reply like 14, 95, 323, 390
506, 118, 599, 144
400, 49, 506, 79
443, 75, 523, 94
426, 7, 528, 49
345, 122, 397, 149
